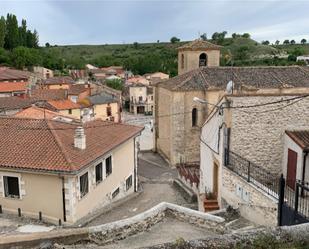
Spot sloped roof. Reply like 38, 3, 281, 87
177, 39, 221, 51
30, 89, 67, 101
286, 130, 309, 151
47, 99, 81, 110
0, 67, 31, 81
44, 76, 75, 85
0, 97, 32, 111
0, 82, 27, 93
68, 84, 90, 95
0, 117, 143, 173
157, 66, 309, 91
14, 106, 76, 120
87, 92, 118, 105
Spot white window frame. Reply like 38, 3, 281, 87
95, 162, 104, 185
78, 171, 89, 199
1, 172, 22, 200
125, 174, 133, 191
111, 186, 120, 199
105, 154, 113, 178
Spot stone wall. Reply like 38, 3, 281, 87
0, 202, 225, 249
221, 167, 277, 226
229, 95, 309, 175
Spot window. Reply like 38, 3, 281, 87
181, 54, 184, 69
79, 172, 89, 198
151, 96, 153, 101
112, 187, 120, 199
106, 106, 112, 116
68, 109, 72, 114
139, 96, 143, 102
199, 53, 207, 67
126, 175, 133, 191
3, 176, 20, 198
95, 162, 103, 184
192, 108, 198, 127
106, 156, 112, 176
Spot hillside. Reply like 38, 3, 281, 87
43, 37, 308, 76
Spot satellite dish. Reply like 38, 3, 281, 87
226, 80, 233, 94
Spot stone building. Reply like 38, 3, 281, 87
154, 39, 309, 166
199, 93, 309, 226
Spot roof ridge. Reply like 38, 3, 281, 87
46, 120, 74, 170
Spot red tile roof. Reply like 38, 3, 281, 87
68, 84, 90, 95
286, 130, 309, 150
0, 82, 28, 93
47, 99, 81, 110
44, 76, 75, 85
0, 97, 32, 110
0, 67, 31, 81
30, 89, 67, 101
0, 117, 143, 173
177, 39, 222, 51
14, 106, 76, 120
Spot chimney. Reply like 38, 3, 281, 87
74, 126, 86, 150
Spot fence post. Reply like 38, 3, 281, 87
247, 161, 251, 182
294, 183, 299, 214
278, 174, 285, 226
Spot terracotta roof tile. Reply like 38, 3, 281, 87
44, 76, 75, 85
68, 84, 90, 95
0, 82, 27, 92
30, 89, 67, 101
286, 130, 309, 150
0, 97, 32, 110
0, 117, 143, 173
47, 99, 81, 110
158, 66, 309, 91
0, 67, 31, 81
177, 39, 221, 51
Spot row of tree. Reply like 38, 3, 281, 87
0, 14, 39, 50
262, 39, 307, 45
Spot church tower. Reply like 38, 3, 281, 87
177, 39, 221, 75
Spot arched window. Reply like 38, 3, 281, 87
199, 53, 207, 67
192, 108, 198, 127
181, 54, 185, 69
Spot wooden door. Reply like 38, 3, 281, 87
287, 149, 297, 190
213, 162, 219, 198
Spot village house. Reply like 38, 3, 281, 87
129, 84, 153, 115
144, 72, 170, 85
47, 99, 83, 120
32, 66, 54, 79
86, 92, 121, 122
153, 39, 309, 166
29, 89, 67, 102
0, 67, 37, 87
0, 82, 28, 97
0, 117, 142, 224
42, 76, 75, 90
0, 97, 32, 115
67, 84, 91, 103
199, 93, 309, 226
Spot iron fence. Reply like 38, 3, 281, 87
225, 150, 279, 199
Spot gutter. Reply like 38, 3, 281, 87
61, 176, 67, 222
301, 150, 308, 196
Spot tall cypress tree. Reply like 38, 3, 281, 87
4, 14, 19, 50
19, 19, 27, 46
0, 16, 5, 48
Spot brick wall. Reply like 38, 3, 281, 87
229, 95, 309, 174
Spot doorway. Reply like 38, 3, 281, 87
213, 162, 219, 198
287, 149, 297, 190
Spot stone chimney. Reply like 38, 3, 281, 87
74, 126, 86, 150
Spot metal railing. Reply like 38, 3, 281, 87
176, 163, 200, 188
225, 150, 279, 199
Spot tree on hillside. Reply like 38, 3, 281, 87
4, 14, 19, 50
133, 42, 139, 49
170, 37, 180, 43
105, 78, 123, 91
261, 40, 270, 45
290, 40, 296, 45
232, 33, 241, 39
212, 31, 227, 44
301, 38, 307, 44
200, 33, 207, 41
242, 33, 251, 39
26, 29, 39, 48
283, 39, 290, 45
45, 42, 50, 48
275, 40, 280, 45
0, 16, 5, 48
18, 19, 27, 46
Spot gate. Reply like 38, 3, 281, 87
278, 175, 309, 226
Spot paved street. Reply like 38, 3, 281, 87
86, 152, 191, 226
122, 112, 153, 151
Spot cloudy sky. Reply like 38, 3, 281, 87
1, 0, 309, 45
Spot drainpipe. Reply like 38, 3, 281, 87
301, 150, 308, 197
62, 177, 67, 222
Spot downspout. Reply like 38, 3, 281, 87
134, 137, 137, 192
62, 176, 67, 222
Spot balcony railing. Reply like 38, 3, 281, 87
225, 150, 279, 199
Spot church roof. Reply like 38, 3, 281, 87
177, 39, 222, 51
156, 66, 309, 91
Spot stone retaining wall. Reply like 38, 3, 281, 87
0, 202, 225, 249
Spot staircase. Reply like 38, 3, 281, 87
203, 199, 219, 212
